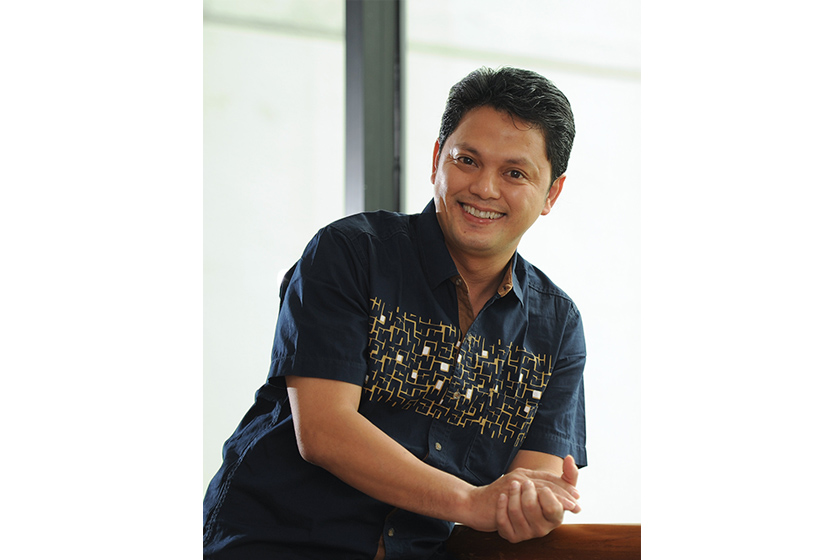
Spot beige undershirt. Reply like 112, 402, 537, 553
373, 262, 515, 560
451, 261, 515, 334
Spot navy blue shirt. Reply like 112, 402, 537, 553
203, 202, 586, 559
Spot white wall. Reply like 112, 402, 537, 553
203, 9, 346, 488
8, 2, 837, 557
402, 1, 640, 524
204, 0, 640, 524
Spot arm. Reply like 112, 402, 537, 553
495, 450, 581, 543
287, 375, 473, 522
286, 375, 567, 533
493, 302, 587, 543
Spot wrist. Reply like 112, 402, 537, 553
454, 481, 502, 533
449, 480, 480, 526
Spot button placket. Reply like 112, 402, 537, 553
427, 418, 455, 470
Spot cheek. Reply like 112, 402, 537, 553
433, 178, 447, 201
434, 172, 458, 198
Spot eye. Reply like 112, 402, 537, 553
456, 155, 476, 166
508, 169, 525, 179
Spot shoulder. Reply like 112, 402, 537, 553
324, 209, 412, 242
296, 211, 416, 272
311, 211, 421, 267
516, 254, 584, 338
516, 255, 586, 358
516, 255, 578, 309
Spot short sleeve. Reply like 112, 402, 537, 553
519, 301, 587, 467
268, 225, 372, 385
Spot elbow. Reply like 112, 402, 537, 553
296, 440, 325, 466
293, 424, 334, 468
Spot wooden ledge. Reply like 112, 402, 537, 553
446, 523, 641, 560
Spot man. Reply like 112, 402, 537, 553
203, 66, 587, 559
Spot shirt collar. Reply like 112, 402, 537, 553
507, 253, 526, 303
497, 260, 515, 298
416, 200, 459, 289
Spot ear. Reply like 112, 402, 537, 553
541, 174, 566, 215
431, 139, 441, 184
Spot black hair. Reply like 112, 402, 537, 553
437, 67, 575, 184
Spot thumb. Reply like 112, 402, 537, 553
562, 455, 579, 486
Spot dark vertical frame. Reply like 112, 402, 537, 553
345, 0, 405, 214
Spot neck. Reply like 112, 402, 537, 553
447, 247, 513, 312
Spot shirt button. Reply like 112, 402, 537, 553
434, 442, 442, 451
388, 528, 395, 537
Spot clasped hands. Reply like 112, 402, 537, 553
470, 455, 580, 543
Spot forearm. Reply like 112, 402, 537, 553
287, 376, 485, 527
286, 376, 576, 533
300, 404, 475, 524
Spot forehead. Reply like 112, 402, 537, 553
446, 106, 549, 166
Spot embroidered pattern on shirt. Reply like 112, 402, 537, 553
364, 298, 552, 446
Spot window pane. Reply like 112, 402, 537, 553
203, 3, 345, 490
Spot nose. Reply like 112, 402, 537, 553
469, 169, 501, 199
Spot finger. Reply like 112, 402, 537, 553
531, 478, 580, 500
506, 480, 530, 538
536, 487, 565, 525
562, 455, 579, 486
520, 480, 541, 522
557, 478, 582, 514
496, 492, 515, 541
559, 493, 579, 513
510, 468, 579, 503
511, 468, 564, 485
536, 480, 578, 512
519, 481, 556, 539
565, 498, 582, 514
517, 469, 578, 499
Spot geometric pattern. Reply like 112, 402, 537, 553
364, 297, 553, 446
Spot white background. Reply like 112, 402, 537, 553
204, 0, 641, 525
2, 0, 838, 558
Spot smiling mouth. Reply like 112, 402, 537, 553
461, 203, 504, 220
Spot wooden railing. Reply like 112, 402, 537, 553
446, 524, 641, 559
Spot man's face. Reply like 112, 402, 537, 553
432, 105, 564, 264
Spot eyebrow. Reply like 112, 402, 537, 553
452, 142, 538, 169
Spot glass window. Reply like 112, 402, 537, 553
203, 0, 345, 490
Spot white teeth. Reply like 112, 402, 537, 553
462, 204, 503, 220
